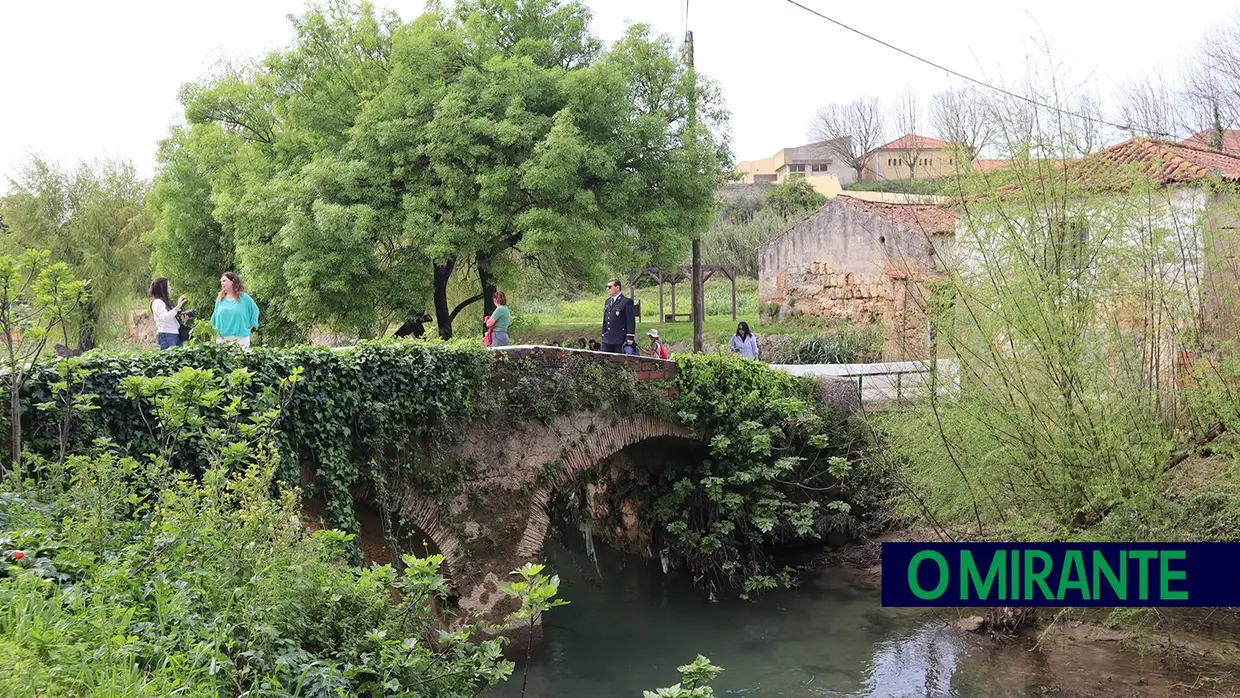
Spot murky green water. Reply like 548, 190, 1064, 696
487, 536, 1202, 698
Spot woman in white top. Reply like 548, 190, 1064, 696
150, 277, 186, 350
730, 321, 759, 360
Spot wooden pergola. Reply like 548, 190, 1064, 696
629, 264, 738, 323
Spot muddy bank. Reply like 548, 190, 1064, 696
815, 533, 1240, 696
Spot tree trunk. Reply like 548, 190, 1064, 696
75, 297, 103, 352
433, 259, 456, 340
9, 374, 20, 471
478, 252, 497, 319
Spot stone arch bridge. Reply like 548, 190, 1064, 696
325, 345, 858, 629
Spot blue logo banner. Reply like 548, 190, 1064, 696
880, 542, 1240, 607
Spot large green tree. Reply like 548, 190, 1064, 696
0, 157, 151, 349
151, 0, 730, 341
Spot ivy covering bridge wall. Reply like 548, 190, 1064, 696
6, 340, 881, 592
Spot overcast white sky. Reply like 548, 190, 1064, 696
0, 0, 1234, 187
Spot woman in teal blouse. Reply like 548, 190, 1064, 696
211, 271, 260, 347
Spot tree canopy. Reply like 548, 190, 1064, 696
151, 0, 731, 342
0, 157, 150, 349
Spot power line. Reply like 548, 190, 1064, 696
779, 0, 1175, 139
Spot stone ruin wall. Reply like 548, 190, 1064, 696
777, 263, 932, 361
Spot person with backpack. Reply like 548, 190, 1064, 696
646, 328, 669, 359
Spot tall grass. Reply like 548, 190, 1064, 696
760, 325, 883, 364
701, 209, 794, 278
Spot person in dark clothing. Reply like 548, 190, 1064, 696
600, 278, 636, 353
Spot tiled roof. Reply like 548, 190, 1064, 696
1080, 137, 1240, 185
837, 195, 956, 235
873, 134, 950, 151
1179, 129, 1240, 155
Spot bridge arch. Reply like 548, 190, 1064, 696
397, 410, 709, 626
513, 414, 709, 559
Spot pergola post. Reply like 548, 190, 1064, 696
730, 270, 737, 321
658, 274, 665, 322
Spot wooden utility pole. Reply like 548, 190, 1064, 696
686, 26, 703, 353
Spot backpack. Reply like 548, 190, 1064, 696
177, 309, 196, 343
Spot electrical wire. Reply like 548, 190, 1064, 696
780, 0, 1174, 139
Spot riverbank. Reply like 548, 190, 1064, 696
816, 528, 1240, 695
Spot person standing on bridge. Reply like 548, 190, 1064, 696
600, 278, 635, 353
211, 271, 259, 347
730, 321, 759, 360
485, 290, 511, 347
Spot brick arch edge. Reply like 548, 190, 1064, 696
512, 414, 708, 559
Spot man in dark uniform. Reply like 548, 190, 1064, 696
600, 278, 636, 353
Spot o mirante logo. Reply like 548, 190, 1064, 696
881, 542, 1240, 607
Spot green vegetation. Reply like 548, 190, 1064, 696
0, 364, 536, 697
0, 249, 87, 468
869, 127, 1240, 545
9, 341, 874, 595
759, 325, 882, 365
701, 209, 788, 278
0, 158, 150, 350
148, 0, 731, 343
664, 353, 878, 593
843, 177, 948, 195
759, 177, 827, 219
704, 177, 825, 277
643, 656, 724, 698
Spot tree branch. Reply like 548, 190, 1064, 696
447, 294, 483, 324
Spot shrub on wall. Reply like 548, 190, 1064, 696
7, 341, 880, 597
7, 341, 671, 540
649, 354, 877, 595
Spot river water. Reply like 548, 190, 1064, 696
487, 535, 1214, 698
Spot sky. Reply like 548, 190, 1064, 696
0, 0, 1235, 187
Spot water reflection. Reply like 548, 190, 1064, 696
487, 538, 979, 697
486, 538, 1201, 697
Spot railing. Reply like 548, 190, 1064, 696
769, 358, 960, 409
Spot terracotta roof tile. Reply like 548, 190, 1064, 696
873, 134, 950, 151
1179, 129, 1240, 155
1080, 137, 1240, 185
836, 195, 956, 235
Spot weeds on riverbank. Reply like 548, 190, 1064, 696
870, 86, 1240, 542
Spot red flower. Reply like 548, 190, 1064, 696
11, 551, 23, 560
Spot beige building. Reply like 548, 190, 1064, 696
736, 138, 858, 188
758, 194, 956, 360
863, 134, 961, 182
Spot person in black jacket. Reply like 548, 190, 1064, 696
600, 278, 636, 353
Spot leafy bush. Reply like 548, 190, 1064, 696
644, 655, 723, 697
8, 340, 670, 541
0, 366, 520, 697
656, 354, 879, 594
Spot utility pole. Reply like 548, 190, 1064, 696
686, 26, 703, 354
